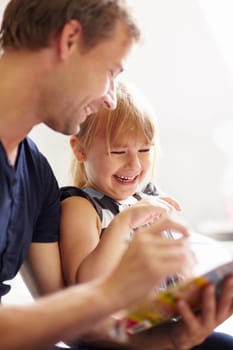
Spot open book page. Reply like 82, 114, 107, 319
189, 233, 232, 275
125, 233, 233, 335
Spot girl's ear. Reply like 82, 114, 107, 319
70, 135, 87, 162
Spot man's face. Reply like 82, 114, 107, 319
43, 21, 133, 135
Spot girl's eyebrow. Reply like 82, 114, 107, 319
110, 142, 154, 148
111, 144, 128, 148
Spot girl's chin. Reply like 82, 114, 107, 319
113, 187, 138, 200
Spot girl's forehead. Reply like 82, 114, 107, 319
95, 124, 154, 146
110, 135, 152, 147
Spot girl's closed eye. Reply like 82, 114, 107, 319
139, 148, 151, 153
110, 150, 126, 155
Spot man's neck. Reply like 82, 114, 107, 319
0, 50, 44, 156
6, 146, 19, 167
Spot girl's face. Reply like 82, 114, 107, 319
83, 132, 154, 201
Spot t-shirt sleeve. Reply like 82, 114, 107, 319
32, 156, 60, 243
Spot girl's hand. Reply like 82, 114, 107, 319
117, 197, 180, 230
157, 195, 182, 212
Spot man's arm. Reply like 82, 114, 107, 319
0, 279, 121, 350
0, 216, 195, 350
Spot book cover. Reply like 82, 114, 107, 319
125, 259, 233, 335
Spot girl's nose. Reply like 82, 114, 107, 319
127, 154, 141, 169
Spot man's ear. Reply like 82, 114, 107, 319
58, 20, 82, 60
70, 135, 87, 162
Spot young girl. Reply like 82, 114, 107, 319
60, 82, 233, 350
60, 82, 182, 285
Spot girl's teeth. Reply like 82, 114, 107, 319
116, 175, 136, 181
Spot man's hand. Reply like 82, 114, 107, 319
168, 275, 233, 349
102, 215, 196, 311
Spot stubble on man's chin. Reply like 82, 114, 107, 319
44, 118, 80, 136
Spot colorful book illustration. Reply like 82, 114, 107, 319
125, 259, 233, 335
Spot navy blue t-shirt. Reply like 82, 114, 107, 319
0, 137, 60, 296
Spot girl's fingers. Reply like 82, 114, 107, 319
147, 215, 190, 238
158, 196, 182, 211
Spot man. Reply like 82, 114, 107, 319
0, 1, 232, 350
0, 0, 140, 297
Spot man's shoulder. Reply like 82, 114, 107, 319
22, 137, 57, 187
23, 137, 42, 157
23, 137, 52, 169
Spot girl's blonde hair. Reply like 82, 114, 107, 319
71, 82, 157, 187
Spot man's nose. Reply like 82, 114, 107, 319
102, 80, 117, 110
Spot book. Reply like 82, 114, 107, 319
125, 259, 233, 335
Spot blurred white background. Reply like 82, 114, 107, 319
1, 0, 233, 231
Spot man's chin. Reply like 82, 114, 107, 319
79, 109, 89, 124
